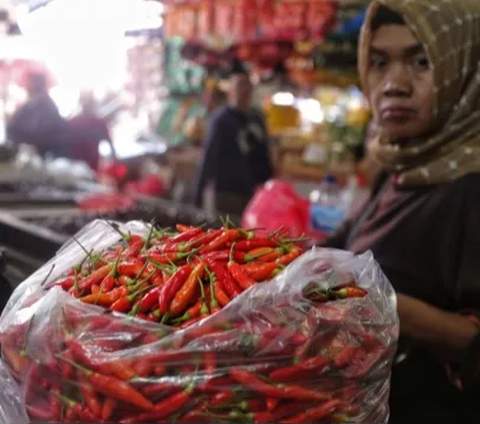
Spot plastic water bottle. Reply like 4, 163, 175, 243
309, 175, 346, 235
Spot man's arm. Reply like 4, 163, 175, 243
193, 114, 223, 207
255, 114, 274, 182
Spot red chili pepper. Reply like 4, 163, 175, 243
228, 261, 256, 291
200, 229, 241, 254
206, 260, 241, 298
91, 284, 100, 294
62, 349, 75, 380
150, 274, 163, 286
100, 274, 116, 292
79, 264, 113, 291
120, 385, 194, 423
333, 286, 368, 299
280, 399, 341, 423
334, 345, 359, 368
276, 247, 302, 266
176, 224, 195, 233
229, 368, 330, 401
117, 261, 145, 277
128, 234, 144, 245
57, 355, 154, 410
235, 237, 277, 251
208, 391, 235, 407
200, 376, 234, 392
78, 371, 103, 417
173, 299, 203, 325
123, 239, 144, 258
269, 355, 330, 382
344, 345, 384, 377
142, 382, 178, 399
203, 351, 216, 376
53, 391, 100, 423
174, 226, 204, 242
110, 284, 152, 313
118, 275, 133, 286
133, 359, 153, 378
180, 316, 202, 329
187, 229, 222, 249
201, 250, 246, 263
154, 365, 167, 376
158, 264, 192, 315
139, 285, 162, 313
80, 286, 129, 307
67, 339, 136, 381
212, 279, 230, 308
64, 407, 75, 422
27, 402, 53, 421
49, 391, 62, 421
281, 385, 331, 402
51, 276, 74, 290
269, 402, 312, 421
101, 398, 117, 421
241, 262, 278, 281
246, 247, 285, 262
147, 250, 193, 264
238, 399, 265, 412
266, 397, 279, 411
170, 262, 205, 316
25, 365, 46, 402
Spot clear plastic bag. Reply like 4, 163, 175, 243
0, 220, 399, 423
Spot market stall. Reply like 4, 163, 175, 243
155, 0, 372, 234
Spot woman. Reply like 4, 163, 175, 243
7, 73, 67, 158
328, 1, 480, 422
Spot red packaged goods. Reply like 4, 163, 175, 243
0, 219, 398, 423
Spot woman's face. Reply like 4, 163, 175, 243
366, 24, 435, 142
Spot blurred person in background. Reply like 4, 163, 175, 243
7, 72, 67, 157
68, 91, 116, 171
194, 64, 274, 216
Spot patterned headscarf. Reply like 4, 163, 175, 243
359, 0, 480, 185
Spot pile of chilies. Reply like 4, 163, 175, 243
51, 223, 310, 326
0, 223, 381, 424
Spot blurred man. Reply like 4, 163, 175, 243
194, 66, 274, 216
7, 72, 67, 157
68, 91, 116, 171
184, 80, 226, 146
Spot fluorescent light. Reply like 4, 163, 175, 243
272, 92, 294, 106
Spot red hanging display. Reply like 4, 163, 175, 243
233, 0, 258, 42
214, 0, 236, 41
196, 0, 214, 39
307, 1, 338, 41
274, 1, 307, 41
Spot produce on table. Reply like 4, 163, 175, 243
0, 220, 399, 423
48, 221, 308, 325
